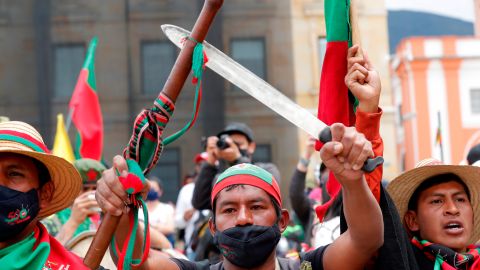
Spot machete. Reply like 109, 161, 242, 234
161, 24, 383, 172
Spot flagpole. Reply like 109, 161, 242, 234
65, 107, 74, 132
350, 0, 362, 56
438, 111, 444, 162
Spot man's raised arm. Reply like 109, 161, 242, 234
320, 123, 384, 270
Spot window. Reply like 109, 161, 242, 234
148, 148, 181, 203
141, 41, 176, 94
253, 144, 272, 163
317, 37, 327, 74
230, 38, 266, 90
53, 44, 85, 98
470, 89, 480, 114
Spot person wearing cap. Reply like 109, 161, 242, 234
385, 158, 480, 269
0, 121, 99, 269
95, 117, 383, 270
190, 122, 281, 261
191, 122, 281, 212
42, 158, 106, 245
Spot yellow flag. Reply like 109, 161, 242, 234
0, 116, 9, 123
53, 114, 75, 163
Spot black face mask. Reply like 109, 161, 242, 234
0, 186, 40, 242
213, 224, 281, 268
239, 149, 251, 159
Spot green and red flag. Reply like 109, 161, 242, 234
315, 0, 357, 221
69, 37, 103, 161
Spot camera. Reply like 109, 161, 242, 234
216, 134, 230, 150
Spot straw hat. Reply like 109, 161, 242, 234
0, 121, 82, 218
388, 158, 480, 244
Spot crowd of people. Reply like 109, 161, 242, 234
2, 44, 480, 270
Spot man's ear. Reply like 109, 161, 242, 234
208, 217, 216, 235
38, 181, 54, 210
404, 210, 419, 232
278, 209, 290, 233
248, 142, 256, 155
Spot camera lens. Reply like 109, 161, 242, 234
216, 135, 230, 150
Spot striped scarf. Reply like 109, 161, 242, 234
0, 223, 88, 270
412, 237, 480, 270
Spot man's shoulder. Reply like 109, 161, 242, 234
159, 202, 175, 212
183, 182, 195, 191
300, 246, 328, 270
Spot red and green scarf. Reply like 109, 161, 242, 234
412, 237, 480, 270
0, 223, 88, 270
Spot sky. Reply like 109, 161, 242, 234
385, 0, 475, 22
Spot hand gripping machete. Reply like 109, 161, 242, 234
161, 24, 383, 172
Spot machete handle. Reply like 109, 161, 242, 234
319, 127, 384, 173
162, 0, 224, 102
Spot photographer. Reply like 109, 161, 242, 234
191, 122, 279, 210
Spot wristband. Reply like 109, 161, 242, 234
299, 157, 310, 167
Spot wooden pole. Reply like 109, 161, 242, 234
349, 0, 362, 57
83, 0, 224, 268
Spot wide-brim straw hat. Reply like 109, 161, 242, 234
0, 121, 82, 218
388, 158, 480, 244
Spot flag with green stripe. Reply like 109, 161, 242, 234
69, 37, 103, 161
315, 0, 356, 221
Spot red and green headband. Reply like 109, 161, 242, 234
211, 163, 282, 207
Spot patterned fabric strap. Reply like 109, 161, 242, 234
111, 159, 151, 270
162, 35, 206, 146
124, 35, 206, 175
412, 237, 480, 270
123, 92, 174, 175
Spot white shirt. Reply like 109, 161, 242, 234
174, 183, 199, 244
312, 216, 341, 248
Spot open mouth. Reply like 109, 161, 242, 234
444, 222, 464, 233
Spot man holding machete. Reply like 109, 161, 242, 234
96, 44, 386, 270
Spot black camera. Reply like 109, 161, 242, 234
216, 134, 230, 150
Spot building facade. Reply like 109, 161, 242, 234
0, 0, 394, 203
291, 0, 397, 181
391, 36, 480, 169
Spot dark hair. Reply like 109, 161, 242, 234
211, 184, 282, 224
319, 163, 327, 173
30, 158, 51, 188
148, 176, 164, 190
407, 173, 470, 211
324, 192, 342, 221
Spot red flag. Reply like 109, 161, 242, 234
68, 37, 103, 161
315, 0, 356, 221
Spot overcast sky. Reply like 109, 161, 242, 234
385, 0, 475, 22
